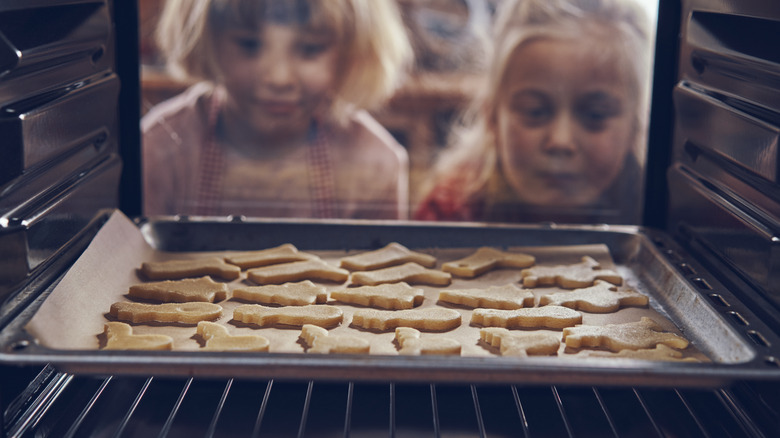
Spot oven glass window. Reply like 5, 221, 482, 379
139, 0, 658, 224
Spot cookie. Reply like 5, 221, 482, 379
128, 276, 228, 303
471, 306, 582, 329
299, 324, 370, 354
109, 302, 222, 324
479, 327, 561, 357
224, 244, 317, 269
438, 284, 535, 310
539, 280, 648, 313
140, 257, 241, 281
351, 308, 461, 331
442, 247, 535, 278
562, 317, 690, 351
102, 322, 173, 350
575, 344, 699, 362
350, 262, 451, 286
232, 281, 328, 306
246, 259, 349, 285
233, 304, 343, 329
395, 327, 460, 355
330, 282, 424, 310
339, 242, 436, 271
520, 256, 622, 289
197, 321, 270, 352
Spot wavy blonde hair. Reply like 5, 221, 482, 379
422, 0, 652, 209
155, 0, 413, 123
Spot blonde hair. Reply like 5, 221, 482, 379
424, 0, 652, 206
155, 0, 413, 122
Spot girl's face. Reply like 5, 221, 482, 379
215, 22, 340, 143
493, 36, 638, 207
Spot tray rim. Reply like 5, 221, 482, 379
1, 212, 779, 387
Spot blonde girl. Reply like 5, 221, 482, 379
142, 0, 413, 219
415, 0, 652, 224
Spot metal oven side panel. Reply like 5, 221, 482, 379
666, 0, 780, 330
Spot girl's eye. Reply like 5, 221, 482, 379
509, 92, 553, 127
576, 95, 622, 132
297, 42, 329, 58
234, 37, 262, 55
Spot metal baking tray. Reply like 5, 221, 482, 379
1, 210, 779, 388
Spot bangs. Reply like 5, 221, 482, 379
209, 0, 347, 36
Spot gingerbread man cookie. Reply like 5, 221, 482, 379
562, 317, 690, 351
539, 280, 648, 313
232, 281, 328, 306
520, 256, 622, 289
128, 276, 228, 303
471, 306, 582, 329
438, 284, 534, 310
330, 283, 424, 310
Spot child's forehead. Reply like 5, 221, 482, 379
212, 0, 335, 31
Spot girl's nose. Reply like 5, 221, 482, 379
260, 53, 295, 89
543, 113, 577, 155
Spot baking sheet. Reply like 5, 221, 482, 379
5, 210, 780, 386
25, 210, 700, 360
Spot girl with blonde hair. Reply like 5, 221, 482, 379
415, 0, 652, 224
143, 0, 413, 219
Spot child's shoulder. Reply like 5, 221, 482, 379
141, 82, 216, 134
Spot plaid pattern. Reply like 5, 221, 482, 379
196, 94, 226, 216
197, 96, 337, 218
306, 121, 337, 218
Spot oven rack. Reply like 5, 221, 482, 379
3, 365, 778, 437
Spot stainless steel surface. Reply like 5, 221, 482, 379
1, 215, 779, 387
3, 364, 779, 437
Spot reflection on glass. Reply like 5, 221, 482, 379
140, 0, 658, 224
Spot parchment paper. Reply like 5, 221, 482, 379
26, 210, 705, 361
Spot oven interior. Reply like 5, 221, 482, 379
2, 0, 780, 436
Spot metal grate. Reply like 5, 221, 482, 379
3, 366, 778, 437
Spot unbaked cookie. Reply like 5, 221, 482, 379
562, 317, 690, 351
102, 322, 173, 350
520, 256, 622, 289
299, 324, 370, 354
351, 307, 461, 331
109, 302, 222, 324
330, 283, 424, 309
471, 306, 583, 329
442, 247, 535, 278
438, 284, 535, 309
232, 281, 328, 306
224, 243, 317, 269
539, 280, 648, 313
339, 242, 436, 271
479, 327, 561, 357
140, 257, 241, 281
350, 262, 451, 286
233, 304, 343, 329
197, 321, 270, 352
247, 259, 349, 285
128, 276, 228, 303
395, 327, 461, 355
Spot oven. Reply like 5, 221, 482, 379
1, 0, 779, 437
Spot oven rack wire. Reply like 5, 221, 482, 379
3, 364, 778, 437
